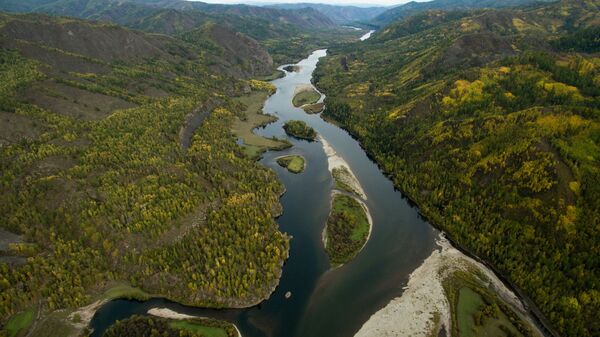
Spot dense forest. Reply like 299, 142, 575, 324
102, 315, 237, 337
324, 194, 370, 266
315, 1, 600, 336
282, 120, 317, 141
0, 12, 289, 336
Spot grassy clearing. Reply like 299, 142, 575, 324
26, 311, 76, 337
325, 194, 370, 266
231, 91, 291, 159
103, 284, 151, 301
170, 321, 229, 337
276, 155, 305, 173
292, 87, 320, 107
6, 309, 34, 337
457, 287, 485, 337
443, 270, 533, 337
457, 287, 524, 337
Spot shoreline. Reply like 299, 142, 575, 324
148, 308, 242, 337
314, 97, 558, 337
319, 135, 367, 200
353, 234, 545, 337
274, 154, 307, 173
325, 190, 374, 259
319, 132, 373, 268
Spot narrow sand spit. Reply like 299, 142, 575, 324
320, 134, 373, 268
69, 299, 108, 330
148, 308, 197, 320
354, 234, 543, 337
354, 236, 451, 337
148, 308, 243, 337
319, 135, 367, 200
293, 84, 314, 96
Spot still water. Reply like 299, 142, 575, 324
90, 48, 438, 337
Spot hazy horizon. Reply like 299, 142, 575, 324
195, 0, 421, 7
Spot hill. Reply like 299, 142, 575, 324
269, 3, 388, 25
0, 0, 361, 64
371, 0, 556, 26
0, 12, 289, 336
314, 1, 600, 336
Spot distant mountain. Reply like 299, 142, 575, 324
371, 0, 556, 26
0, 11, 272, 77
0, 0, 336, 30
0, 0, 345, 63
268, 3, 388, 24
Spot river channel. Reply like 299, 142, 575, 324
90, 39, 442, 337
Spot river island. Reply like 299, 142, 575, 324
283, 120, 317, 141
276, 155, 306, 173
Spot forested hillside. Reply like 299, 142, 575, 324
0, 0, 361, 64
371, 0, 555, 26
269, 3, 388, 25
315, 1, 600, 336
0, 12, 289, 336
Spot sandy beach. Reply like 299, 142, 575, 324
148, 307, 197, 320
293, 84, 314, 96
319, 135, 367, 200
354, 234, 542, 337
69, 299, 109, 331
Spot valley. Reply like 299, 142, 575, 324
1, 1, 598, 337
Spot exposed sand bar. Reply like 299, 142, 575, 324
69, 299, 109, 330
319, 135, 367, 200
354, 234, 544, 337
148, 308, 197, 320
148, 308, 242, 337
293, 84, 314, 96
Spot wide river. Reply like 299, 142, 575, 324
90, 46, 440, 337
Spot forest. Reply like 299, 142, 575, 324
282, 120, 317, 141
102, 315, 237, 337
324, 194, 370, 266
315, 1, 600, 336
0, 13, 288, 336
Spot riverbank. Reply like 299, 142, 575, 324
354, 234, 545, 337
319, 136, 366, 200
148, 308, 241, 337
232, 89, 291, 159
148, 307, 242, 337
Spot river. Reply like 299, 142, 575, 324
88, 35, 522, 337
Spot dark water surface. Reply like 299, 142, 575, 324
90, 49, 438, 337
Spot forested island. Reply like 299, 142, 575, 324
283, 120, 317, 141
324, 194, 370, 266
276, 155, 306, 173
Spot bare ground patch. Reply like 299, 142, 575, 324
0, 111, 45, 145
22, 80, 136, 120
